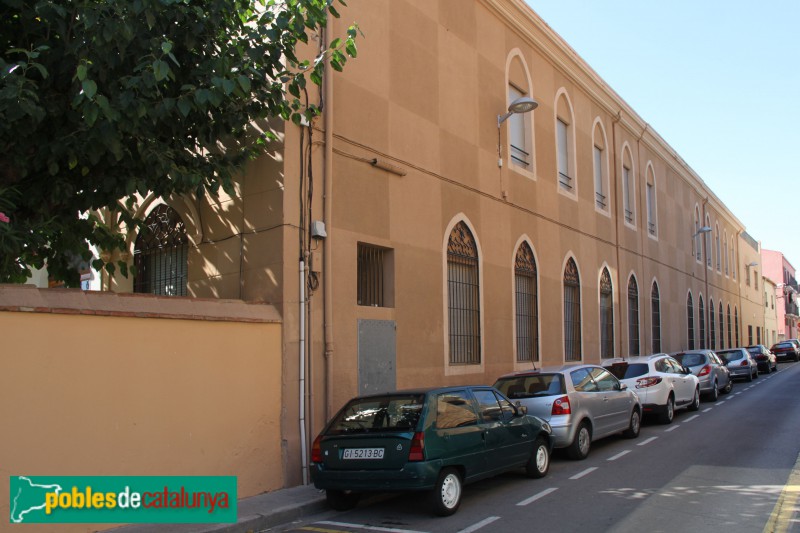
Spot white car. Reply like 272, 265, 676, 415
604, 354, 700, 424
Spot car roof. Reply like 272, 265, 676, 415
350, 385, 498, 400
604, 354, 670, 364
495, 363, 602, 378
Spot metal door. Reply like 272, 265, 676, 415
358, 319, 397, 395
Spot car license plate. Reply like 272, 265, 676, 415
343, 447, 384, 460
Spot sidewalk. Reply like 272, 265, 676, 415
112, 484, 327, 533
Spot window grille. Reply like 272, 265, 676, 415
748, 325, 753, 345
600, 269, 614, 358
134, 204, 188, 296
448, 222, 481, 365
709, 299, 716, 350
651, 282, 661, 353
628, 276, 639, 356
515, 242, 539, 363
699, 296, 706, 349
735, 308, 740, 346
719, 302, 724, 349
687, 294, 695, 350
563, 258, 582, 361
358, 244, 387, 307
727, 305, 732, 348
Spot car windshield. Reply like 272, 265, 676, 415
674, 353, 705, 367
493, 374, 565, 399
747, 346, 762, 355
718, 350, 743, 363
606, 363, 649, 380
772, 343, 792, 350
327, 394, 425, 434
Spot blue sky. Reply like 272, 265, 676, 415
526, 1, 800, 269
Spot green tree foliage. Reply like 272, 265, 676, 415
0, 0, 358, 284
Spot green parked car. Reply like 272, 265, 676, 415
311, 385, 553, 516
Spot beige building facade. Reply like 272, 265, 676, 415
17, 0, 774, 489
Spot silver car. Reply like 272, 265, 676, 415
671, 350, 732, 401
493, 364, 641, 460
717, 348, 759, 382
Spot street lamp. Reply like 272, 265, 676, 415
497, 95, 539, 170
692, 226, 712, 238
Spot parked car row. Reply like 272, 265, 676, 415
310, 342, 798, 517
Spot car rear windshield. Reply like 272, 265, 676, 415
674, 353, 705, 367
493, 374, 565, 399
746, 346, 761, 355
718, 350, 744, 363
605, 363, 649, 380
772, 343, 792, 349
327, 394, 425, 434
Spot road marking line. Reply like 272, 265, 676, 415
570, 467, 598, 480
702, 408, 713, 413
665, 425, 680, 432
301, 527, 355, 533
457, 516, 501, 533
517, 487, 558, 506
608, 450, 632, 461
318, 521, 429, 533
717, 401, 726, 405
683, 414, 700, 422
735, 392, 743, 395
637, 436, 658, 446
764, 451, 800, 532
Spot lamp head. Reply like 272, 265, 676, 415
498, 96, 538, 127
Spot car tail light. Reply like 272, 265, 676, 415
635, 376, 663, 388
409, 432, 425, 462
552, 395, 571, 415
311, 435, 323, 463
698, 365, 711, 377
740, 360, 749, 366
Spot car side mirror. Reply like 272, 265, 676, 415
618, 383, 627, 391
683, 367, 692, 375
515, 402, 528, 416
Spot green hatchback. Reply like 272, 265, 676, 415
311, 386, 553, 516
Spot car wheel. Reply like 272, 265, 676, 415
326, 490, 360, 511
622, 409, 641, 439
723, 379, 733, 394
708, 381, 719, 402
430, 467, 462, 516
658, 395, 675, 424
525, 437, 550, 478
567, 421, 592, 460
688, 387, 700, 411
746, 370, 753, 382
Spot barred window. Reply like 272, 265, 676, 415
719, 302, 724, 350
515, 242, 539, 363
563, 258, 582, 361
628, 276, 640, 356
599, 268, 614, 358
709, 298, 716, 350
735, 307, 740, 346
727, 305, 732, 348
687, 293, 695, 350
134, 204, 188, 296
357, 243, 393, 307
651, 282, 661, 353
448, 222, 481, 365
699, 296, 706, 349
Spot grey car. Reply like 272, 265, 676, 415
671, 350, 732, 401
717, 348, 759, 382
493, 364, 641, 460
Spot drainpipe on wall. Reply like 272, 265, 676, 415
611, 111, 623, 358
322, 24, 335, 422
299, 259, 308, 485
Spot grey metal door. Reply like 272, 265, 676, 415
358, 319, 396, 395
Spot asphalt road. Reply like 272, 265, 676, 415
272, 362, 800, 533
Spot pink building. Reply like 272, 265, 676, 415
761, 249, 799, 341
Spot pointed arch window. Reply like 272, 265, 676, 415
724, 231, 729, 275
694, 207, 702, 263
699, 295, 706, 349
645, 165, 657, 236
555, 91, 576, 195
719, 301, 725, 349
687, 293, 695, 350
564, 258, 582, 361
599, 268, 614, 358
515, 242, 539, 363
715, 225, 721, 271
705, 215, 712, 268
447, 222, 481, 365
628, 276, 640, 356
651, 281, 661, 353
134, 204, 188, 296
622, 146, 635, 225
709, 298, 716, 350
727, 304, 732, 348
735, 307, 740, 346
593, 121, 610, 212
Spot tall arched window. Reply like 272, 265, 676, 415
715, 224, 721, 271
134, 204, 189, 296
564, 258, 582, 361
727, 304, 732, 347
694, 206, 702, 263
687, 293, 695, 350
724, 231, 729, 275
719, 301, 724, 349
599, 268, 614, 358
628, 275, 640, 356
735, 307, 740, 346
645, 164, 657, 237
515, 242, 539, 363
651, 281, 661, 353
705, 215, 712, 268
593, 120, 610, 213
447, 222, 481, 365
506, 52, 535, 175
699, 295, 706, 349
731, 237, 737, 280
622, 145, 636, 226
555, 90, 577, 196
709, 298, 716, 350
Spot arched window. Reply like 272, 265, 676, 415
724, 230, 729, 275
694, 206, 702, 263
719, 301, 724, 349
564, 257, 582, 361
651, 281, 661, 353
447, 222, 481, 365
134, 204, 188, 296
699, 295, 706, 349
628, 275, 640, 356
735, 307, 740, 346
715, 224, 721, 271
515, 242, 539, 363
705, 215, 712, 268
555, 90, 577, 196
645, 164, 657, 237
593, 119, 610, 213
622, 144, 636, 226
731, 237, 737, 280
727, 304, 732, 348
506, 52, 535, 175
709, 298, 716, 350
687, 293, 695, 349
599, 268, 614, 358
